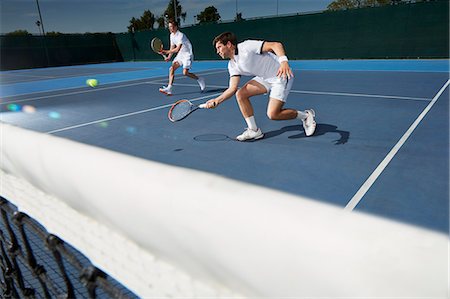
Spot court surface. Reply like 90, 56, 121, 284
1, 59, 448, 233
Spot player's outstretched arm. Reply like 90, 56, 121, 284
162, 44, 182, 55
206, 76, 240, 108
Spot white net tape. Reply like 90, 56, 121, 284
1, 123, 448, 298
0, 169, 240, 298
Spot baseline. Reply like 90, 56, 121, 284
145, 81, 431, 102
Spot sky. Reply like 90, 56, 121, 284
1, 0, 332, 34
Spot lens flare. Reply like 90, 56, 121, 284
97, 121, 109, 128
6, 103, 21, 112
22, 105, 36, 113
48, 111, 61, 119
125, 126, 137, 134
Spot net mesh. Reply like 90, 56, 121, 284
1, 123, 447, 298
0, 196, 136, 298
0, 167, 240, 298
0, 122, 242, 298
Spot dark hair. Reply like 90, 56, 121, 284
168, 20, 178, 27
213, 32, 237, 47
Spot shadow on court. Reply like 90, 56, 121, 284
264, 124, 350, 144
204, 88, 227, 93
164, 88, 226, 97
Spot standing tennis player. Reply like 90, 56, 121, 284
159, 20, 205, 96
205, 32, 316, 141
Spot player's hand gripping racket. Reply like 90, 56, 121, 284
150, 37, 168, 60
168, 99, 211, 122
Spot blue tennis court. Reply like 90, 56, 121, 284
2, 0, 450, 296
2, 59, 448, 234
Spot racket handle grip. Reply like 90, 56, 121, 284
198, 103, 207, 109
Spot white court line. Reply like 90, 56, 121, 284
147, 82, 228, 89
3, 82, 427, 105
1, 74, 225, 105
1, 69, 227, 101
290, 90, 430, 101
2, 70, 141, 82
345, 79, 450, 211
192, 69, 228, 76
147, 82, 431, 102
1, 81, 152, 105
2, 73, 57, 79
46, 92, 221, 134
148, 69, 228, 83
292, 68, 449, 73
1, 79, 153, 101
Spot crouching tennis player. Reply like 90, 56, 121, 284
205, 32, 316, 141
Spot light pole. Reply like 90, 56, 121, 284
36, 20, 42, 36
130, 26, 136, 61
35, 0, 46, 36
35, 0, 50, 66
173, 0, 178, 23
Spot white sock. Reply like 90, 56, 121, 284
167, 84, 172, 89
245, 116, 258, 131
296, 110, 308, 120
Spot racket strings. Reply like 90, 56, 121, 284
151, 38, 163, 52
169, 101, 192, 121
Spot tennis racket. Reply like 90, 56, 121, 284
150, 37, 168, 60
168, 99, 208, 122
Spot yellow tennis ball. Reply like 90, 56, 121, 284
86, 79, 98, 88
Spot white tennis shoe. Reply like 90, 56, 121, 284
236, 128, 264, 141
159, 86, 172, 96
302, 109, 316, 136
197, 77, 206, 92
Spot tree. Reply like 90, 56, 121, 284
234, 12, 245, 22
196, 6, 221, 24
156, 16, 166, 29
127, 17, 140, 33
327, 0, 360, 10
127, 9, 155, 32
364, 0, 391, 7
46, 31, 62, 36
6, 30, 31, 36
162, 0, 187, 26
327, 0, 404, 11
140, 10, 156, 29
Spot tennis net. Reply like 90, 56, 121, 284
0, 123, 241, 298
1, 123, 448, 298
0, 195, 137, 298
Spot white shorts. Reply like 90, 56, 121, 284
173, 52, 193, 69
252, 76, 294, 102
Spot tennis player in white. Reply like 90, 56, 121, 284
205, 32, 316, 141
159, 20, 205, 96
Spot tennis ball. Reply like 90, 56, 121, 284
86, 79, 98, 88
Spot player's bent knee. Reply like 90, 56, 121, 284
266, 111, 276, 120
235, 88, 246, 101
267, 110, 282, 120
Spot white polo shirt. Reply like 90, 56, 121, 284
228, 40, 280, 79
170, 31, 193, 57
